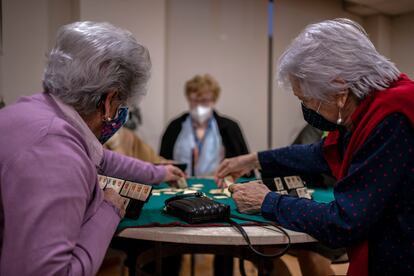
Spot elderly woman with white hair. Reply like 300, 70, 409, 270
216, 18, 414, 275
0, 21, 184, 275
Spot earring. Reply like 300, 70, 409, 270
103, 117, 112, 122
336, 110, 343, 125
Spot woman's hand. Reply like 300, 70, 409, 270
228, 181, 270, 214
104, 188, 126, 218
215, 153, 260, 187
163, 164, 186, 184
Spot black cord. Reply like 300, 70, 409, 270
162, 194, 291, 258
228, 214, 291, 258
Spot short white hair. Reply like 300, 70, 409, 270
277, 18, 400, 100
43, 21, 151, 115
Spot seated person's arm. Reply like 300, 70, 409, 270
159, 119, 180, 160
105, 127, 166, 163
223, 120, 250, 157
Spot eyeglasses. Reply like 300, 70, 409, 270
188, 97, 214, 105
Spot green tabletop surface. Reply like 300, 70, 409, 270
117, 178, 334, 232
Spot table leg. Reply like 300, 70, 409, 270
191, 254, 195, 276
257, 257, 265, 276
125, 252, 137, 276
155, 242, 163, 275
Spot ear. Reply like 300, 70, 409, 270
335, 90, 349, 109
103, 90, 119, 120
332, 78, 349, 109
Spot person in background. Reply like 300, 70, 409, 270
216, 18, 414, 275
105, 106, 166, 163
160, 74, 250, 275
160, 74, 250, 177
0, 21, 184, 276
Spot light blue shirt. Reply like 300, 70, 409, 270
173, 116, 223, 176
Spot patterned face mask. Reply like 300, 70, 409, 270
301, 102, 339, 131
99, 105, 129, 144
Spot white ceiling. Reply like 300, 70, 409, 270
344, 0, 414, 16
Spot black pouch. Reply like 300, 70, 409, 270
164, 192, 291, 259
164, 192, 230, 224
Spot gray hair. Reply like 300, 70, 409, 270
43, 21, 151, 115
277, 18, 400, 101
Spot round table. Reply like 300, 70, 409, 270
117, 225, 316, 276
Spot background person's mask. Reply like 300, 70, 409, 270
190, 105, 213, 124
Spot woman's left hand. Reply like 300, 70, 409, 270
229, 181, 271, 214
162, 164, 186, 183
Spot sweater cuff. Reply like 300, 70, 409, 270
258, 150, 274, 171
153, 165, 167, 184
261, 192, 281, 221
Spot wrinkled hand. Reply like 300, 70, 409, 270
229, 181, 270, 214
163, 164, 186, 186
215, 153, 260, 188
104, 188, 126, 218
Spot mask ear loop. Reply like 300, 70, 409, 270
316, 102, 322, 114
96, 94, 113, 122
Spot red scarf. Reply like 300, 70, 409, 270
322, 74, 414, 275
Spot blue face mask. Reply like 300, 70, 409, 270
99, 105, 129, 144
301, 102, 339, 131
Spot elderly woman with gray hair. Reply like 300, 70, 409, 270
216, 18, 414, 275
0, 21, 184, 275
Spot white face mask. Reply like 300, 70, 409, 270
190, 105, 213, 124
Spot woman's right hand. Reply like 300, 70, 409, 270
104, 188, 126, 218
215, 152, 260, 188
163, 164, 186, 182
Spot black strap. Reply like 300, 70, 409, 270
228, 214, 291, 258
163, 192, 204, 205
164, 194, 291, 258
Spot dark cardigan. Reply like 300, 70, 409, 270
159, 111, 249, 161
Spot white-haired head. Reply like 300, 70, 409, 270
43, 21, 151, 115
277, 18, 400, 101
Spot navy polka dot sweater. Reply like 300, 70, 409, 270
259, 113, 414, 275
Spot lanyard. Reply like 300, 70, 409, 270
191, 117, 212, 154
190, 117, 212, 176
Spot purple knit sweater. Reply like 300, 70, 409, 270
0, 92, 166, 275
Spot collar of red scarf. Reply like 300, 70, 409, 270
323, 74, 414, 179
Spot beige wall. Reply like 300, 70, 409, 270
165, 0, 268, 152
272, 0, 361, 148
0, 0, 77, 104
364, 15, 392, 57
0, 0, 166, 151
391, 11, 414, 79
1, 0, 49, 104
80, 0, 167, 151
1, 0, 413, 153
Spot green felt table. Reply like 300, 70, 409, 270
117, 178, 334, 232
